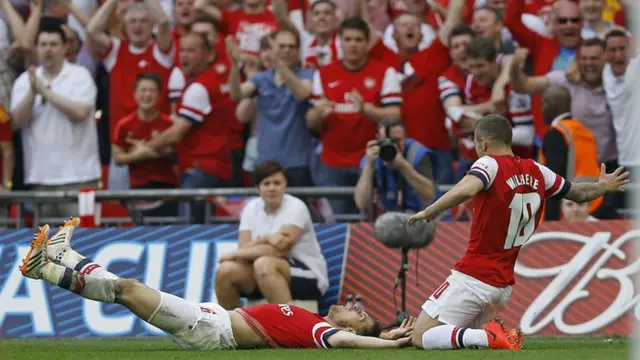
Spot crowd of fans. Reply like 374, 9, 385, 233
0, 0, 637, 224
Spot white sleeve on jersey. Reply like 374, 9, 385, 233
177, 83, 211, 124
380, 67, 402, 106
312, 322, 340, 349
152, 42, 175, 69
102, 36, 121, 72
168, 67, 186, 101
311, 70, 324, 101
438, 76, 461, 101
467, 156, 499, 190
535, 162, 571, 198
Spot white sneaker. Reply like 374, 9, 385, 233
47, 217, 80, 263
20, 225, 50, 279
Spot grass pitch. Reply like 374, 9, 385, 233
0, 337, 629, 360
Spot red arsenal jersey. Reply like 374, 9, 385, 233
311, 60, 402, 168
237, 304, 339, 348
463, 75, 535, 158
304, 33, 341, 68
438, 65, 475, 160
455, 155, 570, 287
112, 112, 177, 187
102, 37, 173, 138
176, 64, 237, 180
219, 9, 278, 55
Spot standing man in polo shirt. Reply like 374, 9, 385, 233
10, 24, 100, 219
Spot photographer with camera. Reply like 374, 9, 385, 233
354, 119, 437, 215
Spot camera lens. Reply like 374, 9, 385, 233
378, 139, 397, 162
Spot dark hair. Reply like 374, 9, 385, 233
448, 24, 476, 46
192, 16, 218, 31
475, 114, 513, 146
310, 0, 337, 12
135, 72, 162, 90
273, 27, 301, 48
465, 37, 497, 61
474, 6, 504, 23
357, 317, 382, 338
254, 161, 287, 186
260, 33, 274, 51
380, 118, 404, 130
604, 29, 629, 47
339, 17, 370, 41
581, 37, 606, 50
37, 23, 67, 44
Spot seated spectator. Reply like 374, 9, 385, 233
354, 118, 437, 215
561, 198, 598, 221
10, 23, 100, 218
111, 72, 178, 218
215, 160, 329, 309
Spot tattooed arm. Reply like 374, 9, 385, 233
564, 165, 630, 203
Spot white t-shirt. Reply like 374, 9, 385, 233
10, 61, 100, 185
239, 193, 329, 295
602, 57, 639, 167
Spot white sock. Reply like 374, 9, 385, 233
71, 257, 119, 280
40, 262, 118, 303
421, 325, 489, 350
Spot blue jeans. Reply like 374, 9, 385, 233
434, 150, 455, 185
314, 162, 360, 216
180, 168, 231, 224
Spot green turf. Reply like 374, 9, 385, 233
0, 337, 629, 360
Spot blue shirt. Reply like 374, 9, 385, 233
250, 68, 315, 169
552, 47, 577, 71
359, 138, 438, 212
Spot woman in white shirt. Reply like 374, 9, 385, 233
215, 161, 329, 310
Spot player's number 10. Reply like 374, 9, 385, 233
504, 192, 542, 250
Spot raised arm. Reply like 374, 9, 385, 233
145, 0, 172, 52
1, 0, 25, 45
509, 48, 550, 94
86, 0, 118, 56
563, 164, 629, 203
194, 0, 222, 22
227, 37, 258, 100
438, 0, 465, 47
21, 0, 41, 58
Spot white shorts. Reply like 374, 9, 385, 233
150, 292, 237, 350
421, 270, 512, 328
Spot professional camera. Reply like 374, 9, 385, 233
377, 137, 397, 162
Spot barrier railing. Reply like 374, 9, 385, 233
0, 183, 635, 228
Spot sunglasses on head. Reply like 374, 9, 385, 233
557, 17, 581, 24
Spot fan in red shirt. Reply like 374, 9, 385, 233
307, 17, 401, 214
304, 0, 342, 68
463, 37, 535, 159
407, 114, 629, 351
367, 0, 465, 184
86, 1, 175, 139
111, 72, 178, 217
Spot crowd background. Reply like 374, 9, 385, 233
0, 0, 637, 225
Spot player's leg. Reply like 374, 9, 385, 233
47, 218, 118, 280
252, 256, 292, 304
215, 260, 257, 309
21, 226, 203, 337
410, 271, 519, 350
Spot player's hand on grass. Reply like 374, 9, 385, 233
384, 317, 416, 340
408, 207, 438, 225
597, 164, 630, 192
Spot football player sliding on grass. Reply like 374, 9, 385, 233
21, 218, 413, 350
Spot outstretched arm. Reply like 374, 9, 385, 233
327, 331, 410, 349
409, 174, 484, 224
564, 164, 630, 203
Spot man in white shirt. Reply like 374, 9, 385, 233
602, 29, 638, 180
10, 24, 100, 218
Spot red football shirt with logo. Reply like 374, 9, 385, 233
311, 60, 402, 168
237, 304, 339, 348
112, 112, 177, 187
219, 9, 278, 55
456, 155, 570, 287
369, 39, 452, 151
176, 65, 237, 181
102, 37, 173, 138
304, 33, 341, 68
463, 75, 535, 158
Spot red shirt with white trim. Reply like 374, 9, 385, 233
102, 37, 174, 138
463, 75, 535, 158
455, 155, 570, 287
237, 304, 339, 348
312, 60, 402, 168
369, 39, 452, 151
176, 65, 237, 180
219, 9, 278, 55
112, 112, 177, 187
304, 33, 341, 68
